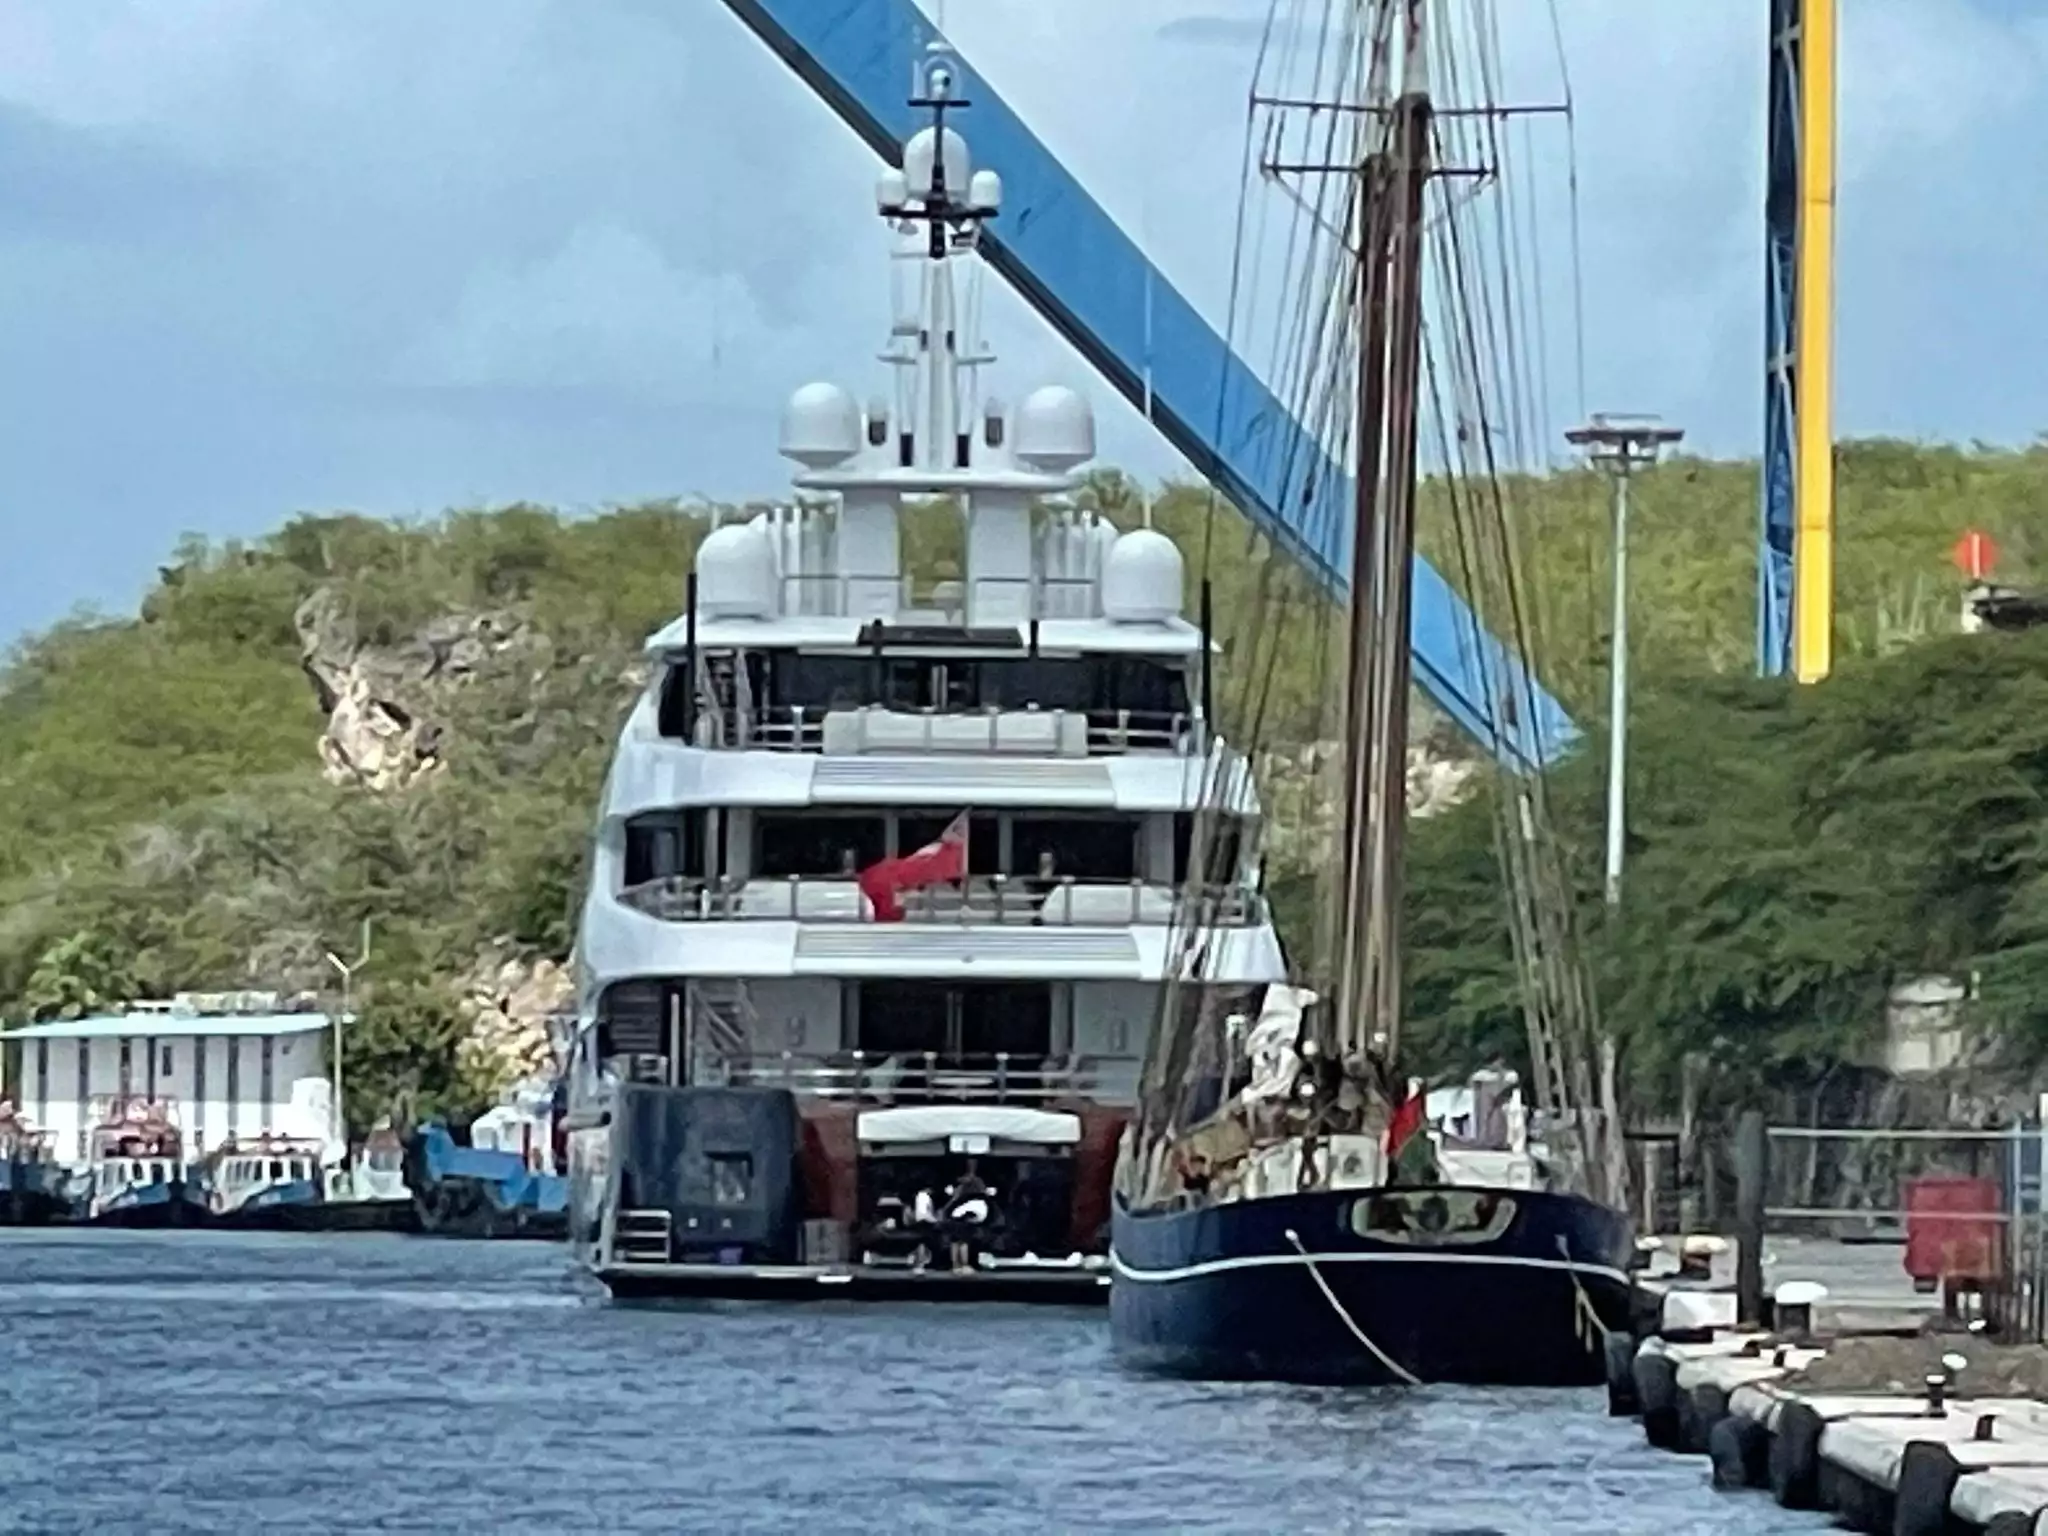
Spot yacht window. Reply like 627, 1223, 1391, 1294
768, 655, 872, 713
149, 1162, 166, 1185
1012, 816, 1138, 882
160, 1045, 174, 1078
1171, 814, 1246, 884
757, 813, 886, 878
896, 811, 1000, 873
269, 1160, 285, 1181
624, 811, 707, 885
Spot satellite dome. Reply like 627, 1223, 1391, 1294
695, 521, 775, 619
903, 126, 971, 202
1014, 385, 1096, 472
779, 382, 862, 468
1101, 528, 1184, 623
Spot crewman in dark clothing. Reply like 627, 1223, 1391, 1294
941, 1164, 994, 1274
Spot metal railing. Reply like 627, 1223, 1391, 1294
700, 704, 1206, 759
617, 874, 1265, 927
774, 572, 1104, 622
718, 1050, 1142, 1106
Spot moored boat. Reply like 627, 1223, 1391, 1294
0, 1103, 70, 1226
1109, 1, 1634, 1385
200, 1133, 326, 1228
81, 1097, 209, 1228
561, 50, 1286, 1305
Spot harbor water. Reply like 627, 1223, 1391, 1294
0, 1232, 1831, 1534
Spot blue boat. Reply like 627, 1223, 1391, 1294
1111, 1175, 1635, 1386
406, 1121, 567, 1240
200, 1135, 326, 1226
0, 1108, 70, 1225
82, 1099, 208, 1227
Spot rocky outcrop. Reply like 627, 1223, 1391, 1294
455, 943, 575, 1097
294, 585, 540, 791
1258, 738, 1482, 871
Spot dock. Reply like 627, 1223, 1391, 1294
1613, 1237, 2048, 1533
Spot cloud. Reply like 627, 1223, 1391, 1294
0, 0, 2043, 644
396, 223, 805, 400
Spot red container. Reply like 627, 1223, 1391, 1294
1903, 1175, 2005, 1285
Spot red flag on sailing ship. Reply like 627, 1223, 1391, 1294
1384, 1080, 1426, 1158
858, 811, 969, 922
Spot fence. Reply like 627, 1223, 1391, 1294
1758, 1116, 2048, 1341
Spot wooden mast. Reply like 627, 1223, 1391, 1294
1336, 2, 1432, 1073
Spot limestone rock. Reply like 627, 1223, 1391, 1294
1257, 738, 1481, 873
294, 585, 539, 791
456, 944, 575, 1098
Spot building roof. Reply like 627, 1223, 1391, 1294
3, 1011, 334, 1042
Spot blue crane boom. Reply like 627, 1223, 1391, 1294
720, 0, 1576, 766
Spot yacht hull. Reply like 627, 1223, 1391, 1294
1110, 1183, 1635, 1385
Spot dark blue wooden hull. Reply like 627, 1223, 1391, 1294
1110, 1182, 1636, 1386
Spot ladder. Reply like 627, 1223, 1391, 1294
686, 979, 756, 1079
614, 1208, 673, 1264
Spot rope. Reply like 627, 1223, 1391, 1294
1558, 1235, 1604, 1353
1284, 1228, 1422, 1386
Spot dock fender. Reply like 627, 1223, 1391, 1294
1890, 1441, 1962, 1536
1680, 1380, 1730, 1454
1633, 1348, 1680, 1450
1817, 1457, 1889, 1533
1768, 1400, 1824, 1509
1706, 1414, 1769, 1491
1603, 1332, 1640, 1417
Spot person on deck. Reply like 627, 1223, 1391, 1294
940, 1165, 994, 1274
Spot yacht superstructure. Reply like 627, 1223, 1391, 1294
564, 52, 1287, 1301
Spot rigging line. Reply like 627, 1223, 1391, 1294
1419, 110, 1593, 1133
1255, 12, 1364, 563
1284, 1229, 1423, 1386
1546, 0, 1590, 422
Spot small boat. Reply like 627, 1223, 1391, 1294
81, 1097, 208, 1228
200, 1134, 326, 1227
0, 1103, 71, 1225
405, 1120, 567, 1241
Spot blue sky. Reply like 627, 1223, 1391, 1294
1, 0, 2043, 643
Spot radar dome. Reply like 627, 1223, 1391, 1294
903, 126, 971, 202
1014, 385, 1096, 472
779, 382, 862, 468
1101, 529, 1185, 623
968, 169, 1003, 214
695, 521, 775, 619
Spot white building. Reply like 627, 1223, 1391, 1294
2, 994, 339, 1168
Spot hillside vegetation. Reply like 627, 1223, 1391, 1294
0, 439, 2040, 1125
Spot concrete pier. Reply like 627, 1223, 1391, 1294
1608, 1229, 2048, 1531
1616, 1324, 2048, 1531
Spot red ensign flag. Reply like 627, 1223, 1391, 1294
857, 811, 969, 922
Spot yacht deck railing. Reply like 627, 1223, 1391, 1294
616, 874, 1264, 927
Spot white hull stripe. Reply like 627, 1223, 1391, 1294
1109, 1248, 1631, 1288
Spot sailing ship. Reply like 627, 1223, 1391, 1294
559, 49, 1287, 1302
1108, 0, 1635, 1385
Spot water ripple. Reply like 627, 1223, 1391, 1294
0, 1230, 1834, 1535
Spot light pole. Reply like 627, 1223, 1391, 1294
323, 919, 371, 1165
1565, 414, 1684, 908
